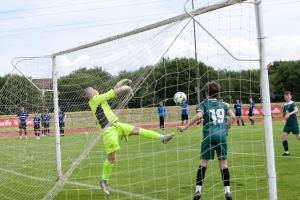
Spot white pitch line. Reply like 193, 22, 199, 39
65, 181, 159, 200
229, 151, 300, 159
0, 167, 51, 182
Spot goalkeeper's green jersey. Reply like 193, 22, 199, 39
196, 99, 228, 138
88, 89, 118, 129
283, 101, 298, 125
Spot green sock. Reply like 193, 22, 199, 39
102, 159, 113, 181
139, 128, 162, 140
283, 140, 289, 152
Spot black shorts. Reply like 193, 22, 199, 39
181, 114, 188, 121
248, 110, 254, 117
19, 123, 26, 129
59, 122, 65, 128
34, 124, 40, 130
235, 113, 242, 117
42, 122, 50, 128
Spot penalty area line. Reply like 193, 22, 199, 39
65, 181, 160, 200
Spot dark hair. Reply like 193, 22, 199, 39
204, 81, 220, 98
284, 91, 292, 96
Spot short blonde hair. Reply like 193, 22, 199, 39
84, 87, 94, 100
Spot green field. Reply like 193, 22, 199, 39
0, 121, 299, 200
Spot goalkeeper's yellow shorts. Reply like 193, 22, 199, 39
102, 122, 135, 154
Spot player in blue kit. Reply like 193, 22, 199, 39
234, 99, 245, 126
41, 109, 51, 136
157, 101, 166, 129
180, 102, 189, 125
33, 113, 41, 139
59, 109, 65, 136
17, 107, 29, 139
248, 98, 255, 125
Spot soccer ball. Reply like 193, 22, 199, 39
174, 92, 187, 104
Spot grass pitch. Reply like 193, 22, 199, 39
0, 121, 299, 200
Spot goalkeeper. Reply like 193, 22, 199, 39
84, 79, 175, 196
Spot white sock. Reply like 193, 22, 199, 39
196, 185, 202, 193
224, 186, 230, 194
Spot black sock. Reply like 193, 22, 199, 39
196, 166, 206, 186
283, 140, 288, 152
221, 168, 230, 187
241, 119, 245, 125
237, 120, 240, 126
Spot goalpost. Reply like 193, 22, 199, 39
0, 0, 277, 199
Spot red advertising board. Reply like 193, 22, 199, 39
242, 105, 281, 116
0, 117, 33, 128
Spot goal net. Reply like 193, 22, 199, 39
0, 0, 274, 199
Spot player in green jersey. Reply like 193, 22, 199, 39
84, 79, 175, 196
178, 81, 235, 200
281, 91, 300, 156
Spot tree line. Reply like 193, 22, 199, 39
0, 58, 299, 114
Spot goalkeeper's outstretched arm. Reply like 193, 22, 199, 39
84, 79, 133, 103
177, 112, 203, 132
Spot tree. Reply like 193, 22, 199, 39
269, 60, 300, 101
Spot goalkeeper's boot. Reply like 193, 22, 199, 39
193, 191, 201, 200
162, 133, 175, 144
99, 180, 110, 196
225, 192, 232, 200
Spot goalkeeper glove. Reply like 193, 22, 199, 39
120, 85, 133, 96
115, 79, 132, 88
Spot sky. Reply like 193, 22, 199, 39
0, 0, 299, 77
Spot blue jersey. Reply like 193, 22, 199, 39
59, 111, 65, 123
33, 116, 40, 125
158, 106, 166, 117
249, 101, 255, 112
234, 103, 242, 114
181, 103, 188, 115
41, 113, 51, 122
17, 111, 28, 124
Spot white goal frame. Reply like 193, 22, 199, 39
20, 0, 276, 199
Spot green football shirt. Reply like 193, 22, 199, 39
88, 89, 119, 129
283, 101, 298, 125
196, 99, 228, 138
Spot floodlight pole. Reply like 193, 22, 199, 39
52, 56, 62, 179
191, 0, 200, 104
255, 1, 277, 200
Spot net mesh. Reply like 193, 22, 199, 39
0, 1, 269, 199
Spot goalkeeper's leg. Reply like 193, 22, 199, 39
129, 126, 175, 144
100, 126, 122, 196
100, 152, 115, 196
